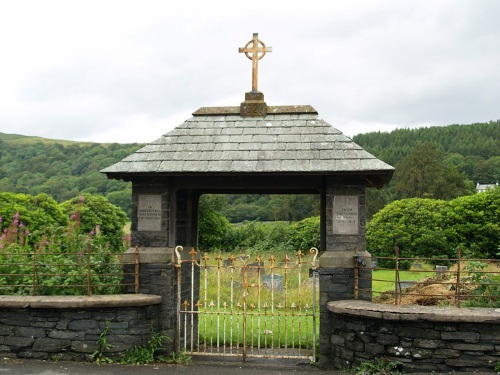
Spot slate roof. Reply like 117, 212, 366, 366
102, 106, 394, 186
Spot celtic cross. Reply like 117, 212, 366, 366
239, 33, 272, 92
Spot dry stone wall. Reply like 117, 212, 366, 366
0, 301, 160, 361
328, 300, 500, 373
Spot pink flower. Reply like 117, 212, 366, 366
19, 222, 24, 228
70, 213, 77, 220
79, 196, 85, 203
89, 230, 95, 236
25, 230, 30, 235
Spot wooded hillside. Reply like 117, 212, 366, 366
1, 120, 498, 221
0, 133, 142, 215
353, 120, 499, 183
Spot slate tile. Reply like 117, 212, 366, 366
206, 160, 233, 171
237, 143, 262, 151
231, 160, 258, 171
221, 128, 244, 135
183, 161, 209, 171
158, 161, 184, 171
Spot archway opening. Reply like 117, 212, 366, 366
177, 193, 321, 360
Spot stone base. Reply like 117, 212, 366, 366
240, 91, 267, 117
319, 250, 372, 268
123, 247, 175, 264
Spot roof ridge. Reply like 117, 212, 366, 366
193, 105, 318, 116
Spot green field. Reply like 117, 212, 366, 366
372, 268, 435, 294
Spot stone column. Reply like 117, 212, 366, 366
122, 181, 179, 353
318, 177, 372, 365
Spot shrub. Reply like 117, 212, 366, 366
0, 192, 67, 245
60, 194, 128, 253
367, 198, 450, 261
0, 208, 123, 296
285, 216, 320, 251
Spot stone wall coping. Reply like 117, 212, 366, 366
0, 294, 162, 309
328, 300, 500, 323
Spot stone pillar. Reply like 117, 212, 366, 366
123, 181, 179, 353
123, 182, 201, 355
318, 177, 372, 366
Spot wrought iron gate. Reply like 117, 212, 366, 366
175, 246, 318, 361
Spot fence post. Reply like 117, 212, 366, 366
87, 243, 92, 296
135, 244, 140, 294
32, 245, 37, 296
455, 247, 461, 308
353, 246, 359, 300
394, 247, 400, 305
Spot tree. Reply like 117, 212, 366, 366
198, 194, 232, 251
366, 186, 396, 220
393, 142, 473, 200
106, 186, 132, 217
60, 194, 128, 252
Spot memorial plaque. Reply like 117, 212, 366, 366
332, 195, 359, 235
137, 194, 162, 231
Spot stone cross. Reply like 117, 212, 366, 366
239, 33, 272, 92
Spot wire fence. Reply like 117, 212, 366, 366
354, 247, 500, 308
0, 245, 140, 296
4, 242, 500, 307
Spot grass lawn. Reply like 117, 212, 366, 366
372, 268, 435, 294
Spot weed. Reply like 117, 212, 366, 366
356, 358, 402, 375
119, 331, 171, 364
462, 261, 500, 307
47, 353, 64, 363
90, 321, 114, 364
162, 349, 192, 364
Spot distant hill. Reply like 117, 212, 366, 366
0, 120, 498, 221
0, 132, 94, 146
0, 132, 144, 216
352, 120, 500, 168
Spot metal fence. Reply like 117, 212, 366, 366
0, 245, 140, 296
354, 247, 500, 307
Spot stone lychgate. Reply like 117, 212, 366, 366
101, 34, 394, 365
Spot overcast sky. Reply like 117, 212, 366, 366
0, 1, 499, 144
